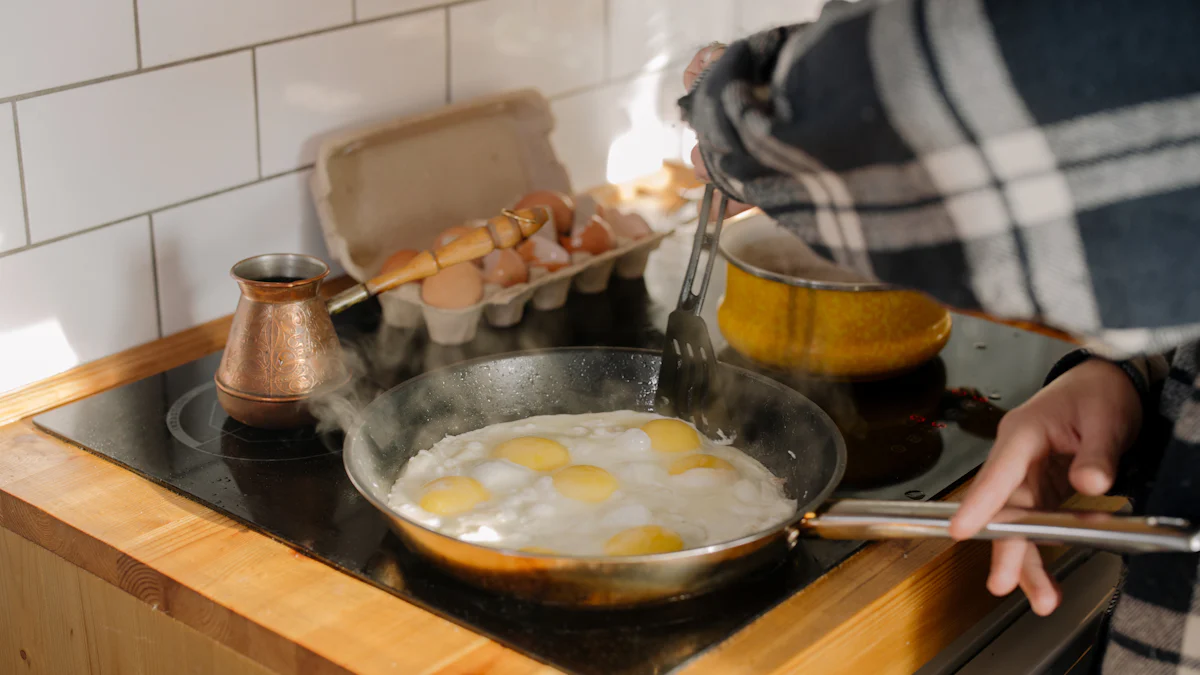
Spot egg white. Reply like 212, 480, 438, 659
386, 411, 797, 556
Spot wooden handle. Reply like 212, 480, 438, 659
362, 207, 549, 297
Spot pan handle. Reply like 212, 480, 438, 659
793, 499, 1200, 554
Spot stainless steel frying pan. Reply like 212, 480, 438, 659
343, 348, 1199, 608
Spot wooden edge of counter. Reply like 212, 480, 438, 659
0, 419, 556, 675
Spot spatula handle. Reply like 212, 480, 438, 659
796, 499, 1200, 554
676, 185, 727, 314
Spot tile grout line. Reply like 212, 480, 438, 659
252, 50, 263, 179
132, 0, 143, 68
147, 214, 164, 339
0, 2, 474, 107
602, 0, 612, 82
352, 0, 358, 22
0, 164, 313, 261
444, 6, 452, 104
10, 105, 32, 248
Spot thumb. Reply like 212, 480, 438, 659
949, 422, 1049, 540
1068, 440, 1119, 496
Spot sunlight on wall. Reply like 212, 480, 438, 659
0, 319, 79, 394
604, 74, 683, 185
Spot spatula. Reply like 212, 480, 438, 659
654, 184, 730, 434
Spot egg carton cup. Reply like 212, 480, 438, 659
373, 229, 670, 344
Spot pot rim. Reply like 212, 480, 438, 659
717, 217, 895, 292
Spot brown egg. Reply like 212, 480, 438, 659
607, 210, 653, 240
517, 237, 571, 272
514, 190, 574, 235
380, 248, 420, 275
421, 263, 484, 309
434, 224, 479, 250
481, 249, 529, 287
560, 215, 615, 255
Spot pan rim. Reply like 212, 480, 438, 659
342, 346, 848, 564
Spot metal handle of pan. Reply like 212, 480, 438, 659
791, 499, 1200, 554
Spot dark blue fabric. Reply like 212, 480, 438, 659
1077, 188, 1200, 328
987, 0, 1200, 126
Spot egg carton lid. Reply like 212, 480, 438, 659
310, 89, 572, 283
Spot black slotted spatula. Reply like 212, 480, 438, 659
654, 184, 730, 435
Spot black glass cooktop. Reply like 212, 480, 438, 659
34, 236, 1073, 675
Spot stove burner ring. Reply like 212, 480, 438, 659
166, 381, 338, 461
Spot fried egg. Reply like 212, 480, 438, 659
387, 412, 796, 556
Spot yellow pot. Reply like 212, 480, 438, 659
717, 216, 952, 380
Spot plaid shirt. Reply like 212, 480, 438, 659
682, 0, 1200, 672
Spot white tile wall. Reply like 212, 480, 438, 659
450, 0, 605, 101
0, 0, 137, 99
357, 0, 454, 21
0, 0, 821, 392
18, 53, 258, 243
608, 0, 735, 81
137, 0, 354, 67
153, 171, 333, 335
737, 0, 825, 35
0, 217, 158, 394
552, 70, 686, 191
0, 105, 25, 254
256, 11, 447, 176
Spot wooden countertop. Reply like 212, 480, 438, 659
0, 251, 1090, 674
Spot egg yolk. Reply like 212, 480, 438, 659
519, 546, 556, 555
604, 525, 685, 556
418, 476, 490, 515
492, 437, 570, 471
668, 454, 736, 475
552, 465, 618, 503
641, 419, 701, 453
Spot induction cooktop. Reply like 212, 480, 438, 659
34, 253, 1072, 675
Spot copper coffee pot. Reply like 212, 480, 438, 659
215, 208, 550, 429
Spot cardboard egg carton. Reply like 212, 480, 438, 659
310, 89, 672, 345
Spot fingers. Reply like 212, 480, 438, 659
690, 145, 709, 181
949, 423, 1048, 539
987, 540, 1061, 615
683, 43, 726, 91
1068, 438, 1119, 496
987, 539, 1026, 596
1017, 544, 1062, 615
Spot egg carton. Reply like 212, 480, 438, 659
310, 88, 677, 346
380, 219, 670, 344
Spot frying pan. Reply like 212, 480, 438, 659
343, 348, 1200, 608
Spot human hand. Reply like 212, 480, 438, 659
948, 359, 1142, 615
683, 44, 753, 217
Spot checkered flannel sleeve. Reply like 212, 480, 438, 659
682, 0, 1200, 361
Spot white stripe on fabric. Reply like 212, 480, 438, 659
872, 0, 1036, 316
735, 95, 873, 276
1046, 92, 1200, 166
1019, 218, 1102, 333
1006, 173, 1075, 227
943, 189, 1010, 239
869, 0, 967, 152
983, 128, 1059, 180
923, 146, 993, 193
924, 0, 1030, 137
962, 234, 1037, 317
924, 0, 1100, 327
1068, 139, 1200, 213
1088, 324, 1200, 361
